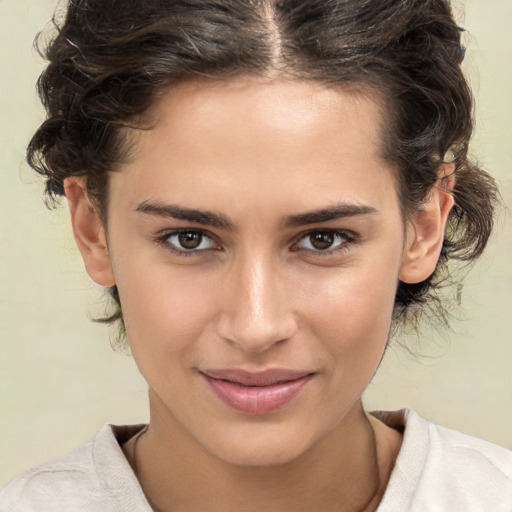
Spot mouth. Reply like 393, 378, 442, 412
200, 369, 314, 415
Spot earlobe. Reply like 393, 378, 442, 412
399, 166, 455, 284
64, 177, 115, 287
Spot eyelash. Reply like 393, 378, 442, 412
291, 229, 358, 256
155, 229, 220, 257
155, 228, 358, 257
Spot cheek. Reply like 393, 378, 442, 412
115, 261, 221, 356
299, 261, 399, 340
296, 256, 400, 383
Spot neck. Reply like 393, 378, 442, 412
127, 393, 397, 512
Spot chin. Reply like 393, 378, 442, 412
211, 442, 308, 468
202, 422, 319, 468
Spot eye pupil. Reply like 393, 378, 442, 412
178, 231, 202, 249
310, 232, 334, 250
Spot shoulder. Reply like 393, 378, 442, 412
425, 415, 512, 478
0, 424, 150, 512
0, 439, 104, 511
374, 408, 512, 512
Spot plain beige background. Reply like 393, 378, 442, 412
1, 0, 511, 486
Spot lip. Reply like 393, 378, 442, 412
201, 369, 314, 415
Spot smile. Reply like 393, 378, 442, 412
201, 369, 314, 415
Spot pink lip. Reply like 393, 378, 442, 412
201, 369, 314, 415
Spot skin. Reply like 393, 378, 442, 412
65, 78, 454, 512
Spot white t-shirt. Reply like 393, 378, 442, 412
1, 408, 511, 511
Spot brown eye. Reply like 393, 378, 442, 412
178, 231, 203, 249
295, 230, 354, 253
163, 230, 217, 253
309, 232, 335, 250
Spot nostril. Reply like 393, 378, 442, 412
215, 314, 296, 353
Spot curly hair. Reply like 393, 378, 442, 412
28, 0, 498, 336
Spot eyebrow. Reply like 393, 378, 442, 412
136, 200, 235, 229
283, 203, 378, 227
136, 200, 377, 230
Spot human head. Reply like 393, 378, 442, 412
28, 0, 498, 336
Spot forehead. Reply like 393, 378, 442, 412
143, 77, 386, 157
112, 77, 399, 220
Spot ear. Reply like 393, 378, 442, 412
399, 165, 455, 284
64, 177, 115, 287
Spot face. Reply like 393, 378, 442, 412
68, 78, 448, 467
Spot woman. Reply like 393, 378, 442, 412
1, 0, 510, 510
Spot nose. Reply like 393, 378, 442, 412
215, 253, 298, 353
